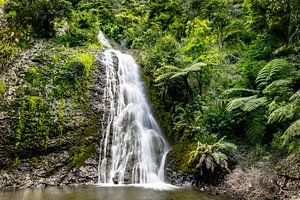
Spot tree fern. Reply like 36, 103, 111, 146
281, 119, 300, 146
256, 59, 290, 88
223, 88, 257, 98
268, 103, 295, 123
290, 89, 300, 101
263, 79, 293, 97
246, 112, 266, 144
226, 95, 257, 112
183, 62, 207, 72
243, 97, 268, 112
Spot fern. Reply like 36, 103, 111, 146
290, 89, 300, 101
226, 95, 257, 112
268, 103, 295, 123
256, 59, 290, 88
223, 88, 257, 98
246, 112, 266, 144
263, 79, 293, 98
183, 62, 207, 72
243, 97, 268, 112
281, 119, 300, 146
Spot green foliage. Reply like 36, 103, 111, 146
0, 80, 5, 96
69, 144, 95, 169
57, 10, 99, 46
282, 119, 300, 146
16, 96, 52, 148
256, 59, 292, 88
4, 0, 72, 36
188, 135, 237, 174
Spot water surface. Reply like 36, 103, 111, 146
0, 185, 228, 200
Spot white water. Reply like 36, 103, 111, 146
97, 31, 170, 185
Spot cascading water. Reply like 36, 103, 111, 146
97, 31, 169, 185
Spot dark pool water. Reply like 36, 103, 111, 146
0, 185, 228, 200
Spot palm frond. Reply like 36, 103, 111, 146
256, 59, 289, 88
243, 97, 268, 112
226, 95, 257, 112
282, 119, 300, 145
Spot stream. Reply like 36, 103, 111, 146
0, 185, 228, 200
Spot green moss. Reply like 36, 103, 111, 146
69, 144, 95, 169
0, 80, 5, 95
16, 96, 52, 148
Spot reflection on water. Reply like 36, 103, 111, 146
0, 185, 228, 200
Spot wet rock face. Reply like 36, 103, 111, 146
0, 41, 108, 190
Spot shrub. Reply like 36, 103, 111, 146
57, 10, 99, 46
4, 0, 72, 36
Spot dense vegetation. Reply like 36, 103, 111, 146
1, 0, 299, 189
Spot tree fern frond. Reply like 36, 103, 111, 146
155, 65, 180, 74
268, 103, 295, 123
223, 88, 257, 97
155, 72, 176, 82
263, 79, 292, 96
227, 95, 257, 112
290, 90, 300, 101
170, 71, 188, 79
282, 119, 300, 145
183, 62, 207, 72
243, 97, 268, 112
256, 59, 289, 88
246, 113, 266, 144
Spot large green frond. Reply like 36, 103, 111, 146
155, 72, 176, 83
155, 65, 180, 73
246, 113, 266, 144
223, 88, 257, 98
290, 90, 300, 101
268, 103, 295, 123
263, 79, 292, 96
256, 59, 290, 88
226, 95, 257, 112
243, 97, 268, 112
282, 119, 300, 145
183, 62, 207, 73
170, 71, 188, 79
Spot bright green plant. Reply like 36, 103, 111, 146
0, 80, 5, 95
188, 135, 237, 174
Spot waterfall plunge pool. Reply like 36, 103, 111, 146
0, 185, 229, 200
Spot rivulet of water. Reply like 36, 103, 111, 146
97, 31, 169, 185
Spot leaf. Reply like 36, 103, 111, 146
243, 97, 268, 112
256, 59, 290, 88
263, 79, 292, 96
246, 113, 266, 144
226, 95, 257, 112
290, 90, 300, 101
223, 88, 257, 98
282, 119, 300, 145
268, 103, 295, 123
183, 62, 207, 72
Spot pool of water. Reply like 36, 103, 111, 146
0, 185, 228, 200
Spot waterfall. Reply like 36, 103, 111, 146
97, 31, 169, 185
